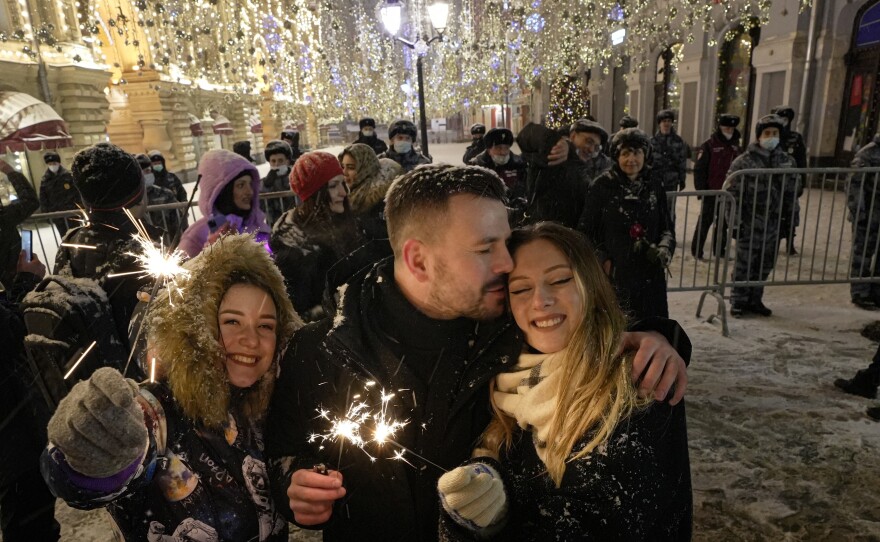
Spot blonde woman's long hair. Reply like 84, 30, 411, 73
481, 222, 650, 487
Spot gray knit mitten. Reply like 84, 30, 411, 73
47, 367, 148, 478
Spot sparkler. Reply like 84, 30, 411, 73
63, 340, 97, 380
149, 357, 157, 383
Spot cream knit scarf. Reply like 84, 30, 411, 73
492, 351, 564, 463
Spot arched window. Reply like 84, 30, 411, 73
838, 0, 880, 160
716, 24, 760, 144
654, 43, 683, 119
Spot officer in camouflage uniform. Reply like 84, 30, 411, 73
726, 114, 800, 317
569, 119, 614, 183
651, 109, 689, 227
771, 105, 808, 255
135, 154, 179, 245
846, 132, 880, 309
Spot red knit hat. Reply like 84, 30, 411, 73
289, 151, 344, 201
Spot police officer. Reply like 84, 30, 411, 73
726, 114, 800, 317
691, 113, 741, 260
462, 123, 487, 163
38, 151, 80, 237
651, 110, 689, 227
469, 127, 527, 209
353, 117, 388, 155
378, 120, 432, 172
771, 105, 807, 255
846, 132, 880, 309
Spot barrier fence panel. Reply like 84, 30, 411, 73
667, 190, 737, 336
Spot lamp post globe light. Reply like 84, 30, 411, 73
380, 0, 450, 158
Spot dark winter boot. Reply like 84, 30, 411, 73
867, 406, 880, 421
749, 300, 773, 317
834, 369, 879, 399
730, 304, 748, 318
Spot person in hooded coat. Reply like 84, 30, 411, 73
147, 150, 189, 232
38, 151, 80, 237
339, 143, 394, 241
691, 113, 741, 260
178, 149, 270, 258
41, 234, 301, 542
578, 129, 675, 321
270, 151, 362, 321
378, 119, 431, 172
353, 117, 388, 155
462, 123, 487, 164
515, 123, 591, 229
260, 140, 297, 228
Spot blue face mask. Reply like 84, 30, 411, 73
395, 141, 412, 154
152, 164, 164, 172
759, 137, 779, 151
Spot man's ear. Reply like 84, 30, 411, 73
401, 238, 431, 282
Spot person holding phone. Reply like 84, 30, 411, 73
178, 149, 270, 258
0, 160, 39, 292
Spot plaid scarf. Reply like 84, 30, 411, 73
492, 351, 563, 464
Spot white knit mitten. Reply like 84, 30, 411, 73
438, 463, 507, 532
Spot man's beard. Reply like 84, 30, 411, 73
428, 260, 506, 321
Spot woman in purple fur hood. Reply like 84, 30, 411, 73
178, 149, 270, 258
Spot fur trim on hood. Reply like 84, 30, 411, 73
146, 234, 302, 428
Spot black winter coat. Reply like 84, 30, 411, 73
354, 134, 389, 155
469, 151, 528, 210
1, 171, 38, 288
266, 259, 523, 542
440, 400, 692, 541
462, 138, 486, 164
578, 166, 675, 321
378, 147, 432, 172
516, 126, 591, 228
38, 166, 80, 213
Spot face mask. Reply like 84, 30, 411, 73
152, 164, 164, 172
272, 164, 289, 176
143, 172, 155, 187
361, 129, 374, 137
759, 137, 779, 150
395, 141, 412, 154
48, 164, 60, 173
491, 153, 510, 166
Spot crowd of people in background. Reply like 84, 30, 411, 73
0, 102, 878, 541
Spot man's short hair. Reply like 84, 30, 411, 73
384, 164, 507, 255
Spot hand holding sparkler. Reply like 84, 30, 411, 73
287, 467, 345, 526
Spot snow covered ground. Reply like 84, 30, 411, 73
16, 142, 880, 540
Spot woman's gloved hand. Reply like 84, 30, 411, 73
47, 367, 148, 478
438, 462, 507, 532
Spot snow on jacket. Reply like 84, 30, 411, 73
38, 166, 80, 213
693, 129, 741, 191
651, 129, 689, 191
440, 400, 692, 541
265, 258, 693, 542
378, 146, 432, 172
42, 234, 301, 542
353, 133, 388, 155
178, 149, 269, 258
578, 165, 675, 321
848, 134, 880, 225
516, 124, 592, 229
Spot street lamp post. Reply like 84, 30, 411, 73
380, 0, 449, 158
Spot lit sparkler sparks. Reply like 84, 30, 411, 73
63, 340, 97, 380
149, 357, 157, 383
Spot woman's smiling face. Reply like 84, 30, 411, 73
507, 239, 583, 354
218, 283, 277, 388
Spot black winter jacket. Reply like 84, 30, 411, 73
440, 400, 692, 541
354, 134, 389, 155
38, 166, 80, 213
1, 171, 38, 288
469, 150, 528, 210
516, 125, 591, 228
378, 147, 432, 172
578, 166, 675, 321
462, 138, 486, 164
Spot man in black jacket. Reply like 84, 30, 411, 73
462, 123, 487, 163
468, 127, 527, 209
38, 151, 80, 237
771, 105, 807, 255
266, 164, 691, 542
515, 122, 592, 228
353, 117, 388, 155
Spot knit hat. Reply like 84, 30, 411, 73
43, 151, 60, 164
289, 151, 344, 201
389, 119, 417, 140
359, 117, 376, 129
618, 115, 639, 128
264, 140, 292, 161
483, 128, 514, 148
718, 114, 740, 128
71, 143, 144, 211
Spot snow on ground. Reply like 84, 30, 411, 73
19, 143, 880, 540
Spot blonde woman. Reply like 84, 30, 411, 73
438, 222, 692, 540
